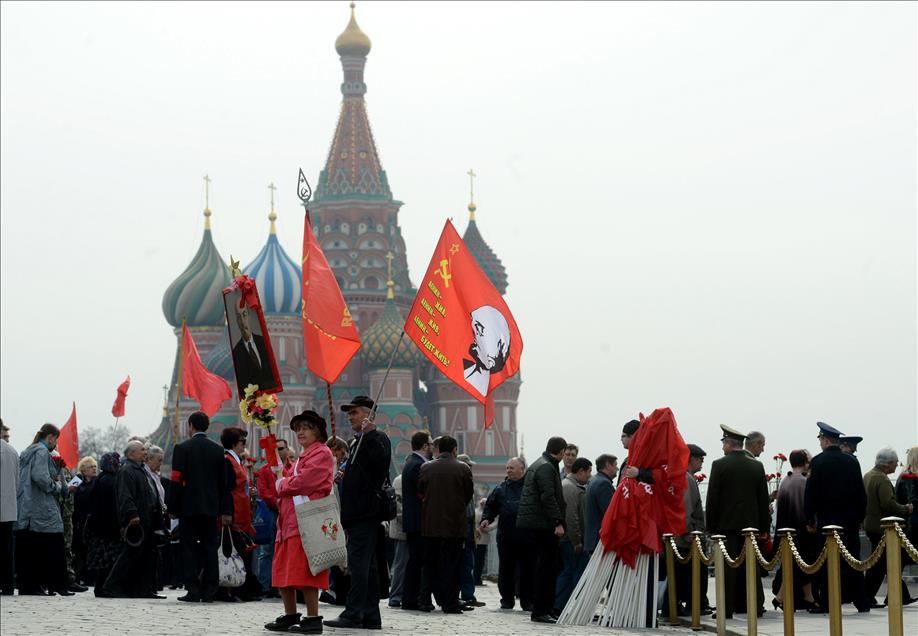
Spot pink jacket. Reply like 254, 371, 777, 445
276, 442, 334, 542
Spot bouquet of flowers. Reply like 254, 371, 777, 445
239, 384, 278, 430
694, 473, 707, 483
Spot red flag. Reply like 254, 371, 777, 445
111, 375, 131, 417
301, 214, 361, 383
182, 323, 232, 417
58, 402, 79, 470
599, 407, 689, 568
404, 220, 522, 427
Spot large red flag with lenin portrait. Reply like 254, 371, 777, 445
403, 220, 522, 427
301, 214, 361, 384
599, 407, 689, 568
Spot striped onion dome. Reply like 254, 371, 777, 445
243, 217, 302, 316
360, 284, 418, 369
463, 204, 508, 295
202, 333, 234, 380
162, 211, 232, 327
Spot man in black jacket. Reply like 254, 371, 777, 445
103, 441, 162, 599
480, 456, 532, 611
325, 396, 392, 631
169, 411, 230, 603
804, 421, 870, 613
400, 430, 433, 611
516, 437, 567, 624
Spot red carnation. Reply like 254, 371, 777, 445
694, 473, 706, 483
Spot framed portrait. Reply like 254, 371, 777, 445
222, 283, 283, 399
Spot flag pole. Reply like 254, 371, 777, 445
369, 330, 405, 423
173, 318, 185, 446
326, 382, 336, 442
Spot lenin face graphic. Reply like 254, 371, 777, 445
463, 305, 511, 397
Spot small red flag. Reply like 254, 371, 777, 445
182, 323, 232, 417
111, 375, 131, 418
403, 220, 522, 427
301, 214, 361, 383
58, 402, 79, 470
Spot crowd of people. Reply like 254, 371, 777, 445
1, 411, 916, 633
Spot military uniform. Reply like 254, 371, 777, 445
705, 426, 770, 618
55, 465, 77, 584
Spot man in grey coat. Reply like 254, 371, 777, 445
0, 420, 18, 595
554, 457, 592, 613
516, 436, 567, 624
675, 444, 709, 615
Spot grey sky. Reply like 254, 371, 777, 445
2, 1, 915, 473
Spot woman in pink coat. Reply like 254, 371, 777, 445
265, 410, 334, 634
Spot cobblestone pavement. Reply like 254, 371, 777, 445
2, 578, 914, 635
0, 582, 684, 636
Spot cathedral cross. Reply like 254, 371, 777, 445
467, 168, 476, 204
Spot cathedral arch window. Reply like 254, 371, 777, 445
486, 431, 494, 455
335, 276, 346, 289
363, 276, 380, 290
467, 406, 478, 432
502, 406, 511, 432
358, 223, 367, 234
340, 222, 350, 234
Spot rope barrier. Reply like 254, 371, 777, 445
831, 530, 886, 572
750, 534, 782, 570
785, 533, 829, 575
895, 524, 918, 564
667, 536, 692, 565
694, 533, 715, 566
718, 537, 746, 569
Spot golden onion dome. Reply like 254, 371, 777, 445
335, 3, 372, 57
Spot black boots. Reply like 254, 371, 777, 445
288, 616, 323, 633
264, 613, 301, 631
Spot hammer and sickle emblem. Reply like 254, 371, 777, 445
434, 259, 452, 288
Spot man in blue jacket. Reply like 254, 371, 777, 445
399, 430, 432, 611
480, 457, 531, 611
583, 454, 618, 555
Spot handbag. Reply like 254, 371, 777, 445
217, 526, 246, 588
292, 456, 348, 576
252, 498, 275, 545
376, 477, 397, 522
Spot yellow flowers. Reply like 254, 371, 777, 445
256, 394, 277, 410
239, 384, 278, 431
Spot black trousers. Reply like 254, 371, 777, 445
104, 529, 156, 598
474, 544, 487, 584
402, 531, 425, 607
674, 554, 709, 609
179, 515, 220, 600
722, 532, 763, 617
864, 530, 911, 604
530, 528, 560, 616
0, 522, 14, 593
424, 536, 464, 612
341, 519, 382, 624
14, 530, 68, 593
813, 526, 869, 611
497, 536, 534, 609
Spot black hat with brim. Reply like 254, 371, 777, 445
817, 421, 844, 439
719, 424, 746, 443
341, 395, 375, 412
291, 410, 328, 440
839, 435, 862, 447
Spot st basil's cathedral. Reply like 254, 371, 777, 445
149, 4, 521, 494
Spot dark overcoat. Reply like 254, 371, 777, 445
705, 450, 770, 534
417, 453, 474, 539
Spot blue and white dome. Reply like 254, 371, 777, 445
201, 333, 234, 380
243, 218, 302, 316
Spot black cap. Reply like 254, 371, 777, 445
341, 395, 374, 412
817, 421, 843, 439
839, 435, 862, 448
687, 444, 707, 458
622, 419, 640, 436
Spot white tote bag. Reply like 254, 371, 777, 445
292, 457, 348, 576
217, 526, 246, 588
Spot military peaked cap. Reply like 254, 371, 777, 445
719, 424, 746, 443
816, 421, 843, 439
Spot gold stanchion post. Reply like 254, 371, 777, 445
712, 534, 727, 636
664, 533, 679, 625
882, 516, 905, 636
778, 528, 796, 636
691, 530, 703, 631
743, 528, 759, 636
823, 525, 843, 636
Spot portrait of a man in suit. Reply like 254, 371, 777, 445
226, 294, 278, 397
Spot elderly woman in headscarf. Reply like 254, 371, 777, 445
85, 451, 123, 597
14, 423, 70, 596
72, 456, 98, 584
